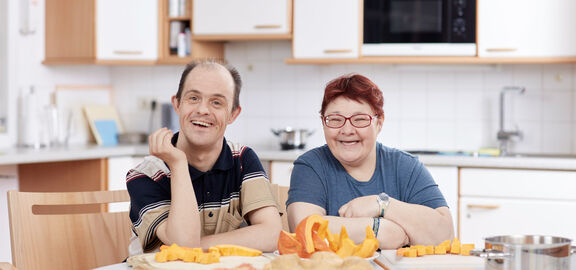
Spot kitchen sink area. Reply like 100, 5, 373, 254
407, 150, 576, 159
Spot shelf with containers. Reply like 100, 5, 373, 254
157, 0, 224, 65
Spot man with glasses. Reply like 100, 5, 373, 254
286, 74, 454, 249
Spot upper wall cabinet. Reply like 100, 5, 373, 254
478, 0, 576, 58
44, 0, 223, 65
44, 0, 95, 64
292, 0, 360, 59
192, 0, 292, 40
96, 0, 158, 61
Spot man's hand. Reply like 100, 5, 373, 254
338, 195, 380, 218
149, 128, 187, 168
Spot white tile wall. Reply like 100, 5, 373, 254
105, 41, 576, 155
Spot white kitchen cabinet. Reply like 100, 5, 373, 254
0, 165, 18, 263
269, 160, 293, 186
478, 0, 576, 57
193, 0, 291, 36
96, 0, 158, 61
459, 168, 576, 248
426, 166, 458, 233
292, 0, 360, 58
107, 156, 144, 212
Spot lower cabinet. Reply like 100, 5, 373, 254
426, 166, 459, 234
107, 156, 144, 212
459, 168, 576, 248
269, 160, 293, 186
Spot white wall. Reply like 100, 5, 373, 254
0, 0, 111, 150
112, 41, 576, 155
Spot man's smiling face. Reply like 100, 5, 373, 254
173, 64, 240, 149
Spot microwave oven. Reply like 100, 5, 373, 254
363, 0, 476, 56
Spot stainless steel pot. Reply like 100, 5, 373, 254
271, 128, 314, 150
471, 235, 576, 270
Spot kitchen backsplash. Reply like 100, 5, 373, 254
4, 19, 575, 154
111, 41, 576, 155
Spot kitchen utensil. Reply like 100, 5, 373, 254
470, 235, 576, 270
118, 132, 147, 144
379, 250, 485, 267
271, 127, 314, 150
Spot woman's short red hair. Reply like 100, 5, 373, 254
321, 73, 384, 117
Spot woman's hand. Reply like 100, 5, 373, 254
338, 195, 380, 218
149, 127, 187, 168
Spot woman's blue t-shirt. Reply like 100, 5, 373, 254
286, 143, 448, 216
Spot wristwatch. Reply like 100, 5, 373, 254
376, 192, 390, 217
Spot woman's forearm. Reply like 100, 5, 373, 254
323, 216, 407, 249
385, 199, 454, 245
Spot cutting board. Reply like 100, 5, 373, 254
127, 253, 271, 270
54, 85, 112, 145
378, 250, 485, 268
83, 105, 124, 146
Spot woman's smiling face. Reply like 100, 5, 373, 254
322, 96, 383, 167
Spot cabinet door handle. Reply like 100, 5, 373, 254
324, 49, 353, 54
254, 24, 282, 29
113, 50, 143, 55
486, 48, 517, 52
467, 204, 500, 210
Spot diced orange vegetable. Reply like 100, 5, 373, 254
406, 249, 418, 257
211, 244, 262, 257
396, 247, 408, 256
434, 245, 446, 255
155, 250, 168, 262
416, 246, 426, 256
425, 245, 434, 255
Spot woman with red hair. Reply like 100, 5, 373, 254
286, 74, 454, 249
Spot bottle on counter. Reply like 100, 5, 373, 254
177, 32, 187, 57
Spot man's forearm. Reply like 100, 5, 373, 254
199, 222, 281, 252
159, 162, 202, 246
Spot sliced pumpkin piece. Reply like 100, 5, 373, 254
278, 230, 302, 255
295, 214, 329, 254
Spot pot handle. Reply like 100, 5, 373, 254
470, 249, 510, 260
271, 129, 280, 136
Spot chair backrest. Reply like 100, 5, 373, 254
7, 190, 132, 270
0, 262, 18, 270
271, 184, 290, 231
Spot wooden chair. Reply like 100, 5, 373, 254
271, 184, 290, 231
7, 190, 132, 270
0, 262, 18, 270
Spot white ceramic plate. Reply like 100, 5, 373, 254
273, 251, 379, 261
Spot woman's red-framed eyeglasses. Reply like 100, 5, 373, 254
322, 114, 378, 129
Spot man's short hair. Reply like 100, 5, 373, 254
176, 59, 242, 111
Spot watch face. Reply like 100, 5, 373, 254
379, 193, 390, 206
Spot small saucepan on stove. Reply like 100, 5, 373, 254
271, 127, 314, 150
470, 235, 576, 270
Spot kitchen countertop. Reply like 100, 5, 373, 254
2, 144, 576, 170
0, 144, 149, 165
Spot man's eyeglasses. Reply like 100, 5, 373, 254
322, 114, 378, 129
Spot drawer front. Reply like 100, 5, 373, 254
460, 168, 576, 200
460, 197, 576, 248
